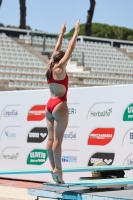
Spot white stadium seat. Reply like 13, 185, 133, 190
1, 33, 133, 89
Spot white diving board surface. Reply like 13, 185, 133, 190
0, 165, 133, 175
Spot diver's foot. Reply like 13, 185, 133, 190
50, 170, 59, 183
53, 169, 65, 184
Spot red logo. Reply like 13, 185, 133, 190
88, 128, 115, 146
27, 105, 46, 121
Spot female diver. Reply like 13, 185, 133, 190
45, 19, 80, 184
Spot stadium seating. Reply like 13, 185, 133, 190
69, 40, 133, 86
0, 30, 133, 90
0, 33, 47, 90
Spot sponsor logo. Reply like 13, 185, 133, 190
87, 103, 114, 119
1, 105, 20, 119
123, 103, 133, 121
27, 127, 48, 143
0, 126, 20, 141
68, 108, 76, 114
124, 155, 133, 165
27, 105, 46, 121
63, 132, 76, 140
2, 152, 19, 160
126, 158, 133, 165
62, 156, 77, 163
88, 128, 115, 146
3, 110, 18, 117
1, 147, 20, 161
90, 108, 112, 117
88, 152, 115, 166
27, 149, 48, 165
122, 129, 133, 145
5, 130, 16, 139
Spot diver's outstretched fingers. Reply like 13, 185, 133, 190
60, 22, 66, 34
75, 19, 80, 33
77, 19, 80, 24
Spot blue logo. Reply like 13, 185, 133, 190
62, 156, 77, 163
63, 132, 76, 140
4, 110, 18, 117
5, 130, 16, 139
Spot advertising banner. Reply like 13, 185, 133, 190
0, 85, 133, 182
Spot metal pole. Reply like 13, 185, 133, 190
82, 52, 84, 67
43, 34, 46, 54
31, 32, 33, 46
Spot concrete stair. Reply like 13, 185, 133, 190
0, 80, 14, 91
116, 47, 133, 60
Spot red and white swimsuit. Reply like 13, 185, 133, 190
46, 73, 68, 114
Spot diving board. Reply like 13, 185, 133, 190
27, 165, 133, 200
0, 165, 133, 175
28, 178, 133, 200
73, 177, 133, 187
43, 177, 133, 188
